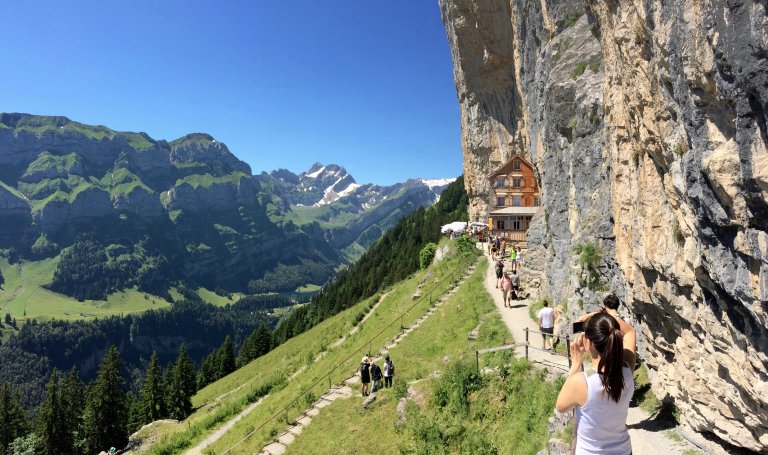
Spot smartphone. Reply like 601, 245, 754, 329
572, 321, 584, 333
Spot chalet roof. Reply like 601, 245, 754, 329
490, 206, 541, 216
488, 155, 534, 178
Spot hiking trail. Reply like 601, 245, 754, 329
482, 253, 716, 454
183, 292, 391, 455
256, 264, 477, 455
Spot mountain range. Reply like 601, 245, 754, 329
0, 113, 452, 300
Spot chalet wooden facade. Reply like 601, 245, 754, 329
487, 155, 542, 242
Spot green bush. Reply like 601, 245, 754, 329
455, 236, 477, 256
574, 243, 604, 291
432, 360, 483, 416
419, 243, 438, 269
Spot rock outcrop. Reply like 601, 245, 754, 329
441, 0, 767, 451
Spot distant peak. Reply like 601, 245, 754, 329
170, 133, 217, 147
307, 162, 324, 173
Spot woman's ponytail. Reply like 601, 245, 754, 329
585, 312, 625, 403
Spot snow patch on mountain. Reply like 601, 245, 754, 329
420, 178, 456, 190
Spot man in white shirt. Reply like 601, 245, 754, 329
537, 300, 555, 350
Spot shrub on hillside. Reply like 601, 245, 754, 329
419, 243, 438, 269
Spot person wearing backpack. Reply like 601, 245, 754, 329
383, 353, 395, 388
370, 361, 383, 392
359, 356, 371, 396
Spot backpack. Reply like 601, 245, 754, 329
360, 363, 369, 375
385, 360, 394, 375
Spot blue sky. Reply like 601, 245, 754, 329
0, 1, 462, 185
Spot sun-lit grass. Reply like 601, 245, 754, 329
0, 258, 239, 324
287, 259, 560, 455
140, 241, 477, 454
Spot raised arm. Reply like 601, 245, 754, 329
622, 323, 637, 370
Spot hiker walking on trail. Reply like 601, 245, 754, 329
510, 270, 520, 301
537, 300, 555, 350
383, 354, 395, 388
495, 259, 504, 288
359, 356, 371, 396
370, 361, 383, 392
500, 271, 512, 307
556, 312, 637, 455
514, 246, 523, 272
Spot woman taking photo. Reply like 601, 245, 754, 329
556, 311, 637, 454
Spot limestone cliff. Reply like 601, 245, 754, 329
440, 0, 768, 451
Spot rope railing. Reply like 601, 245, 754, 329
222, 255, 477, 454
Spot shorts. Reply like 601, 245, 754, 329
496, 270, 503, 279
541, 327, 554, 336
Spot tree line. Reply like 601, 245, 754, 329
0, 321, 274, 455
0, 298, 277, 411
272, 176, 468, 344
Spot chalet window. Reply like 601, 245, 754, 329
497, 197, 506, 207
511, 216, 522, 230
512, 196, 522, 206
534, 196, 540, 206
512, 178, 522, 188
513, 160, 522, 171
496, 177, 505, 187
496, 220, 505, 230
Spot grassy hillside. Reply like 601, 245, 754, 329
136, 239, 478, 454
285, 260, 560, 455
0, 257, 242, 327
136, 238, 561, 455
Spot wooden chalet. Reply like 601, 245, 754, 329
487, 155, 542, 242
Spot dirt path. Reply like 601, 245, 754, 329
482, 253, 708, 454
481, 254, 570, 371
184, 398, 265, 455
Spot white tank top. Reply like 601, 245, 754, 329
575, 365, 634, 455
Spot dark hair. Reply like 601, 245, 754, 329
543, 300, 549, 307
584, 312, 624, 402
603, 294, 620, 310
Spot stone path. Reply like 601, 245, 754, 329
256, 265, 476, 455
184, 398, 265, 455
184, 292, 392, 455
482, 253, 710, 454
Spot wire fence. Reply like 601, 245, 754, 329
222, 255, 477, 454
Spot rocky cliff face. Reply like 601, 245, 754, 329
441, 0, 767, 451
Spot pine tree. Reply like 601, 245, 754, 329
126, 393, 145, 435
219, 336, 236, 378
196, 352, 218, 389
59, 367, 85, 454
82, 346, 128, 454
36, 369, 66, 453
0, 382, 28, 455
140, 352, 165, 422
237, 323, 272, 367
166, 344, 196, 420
